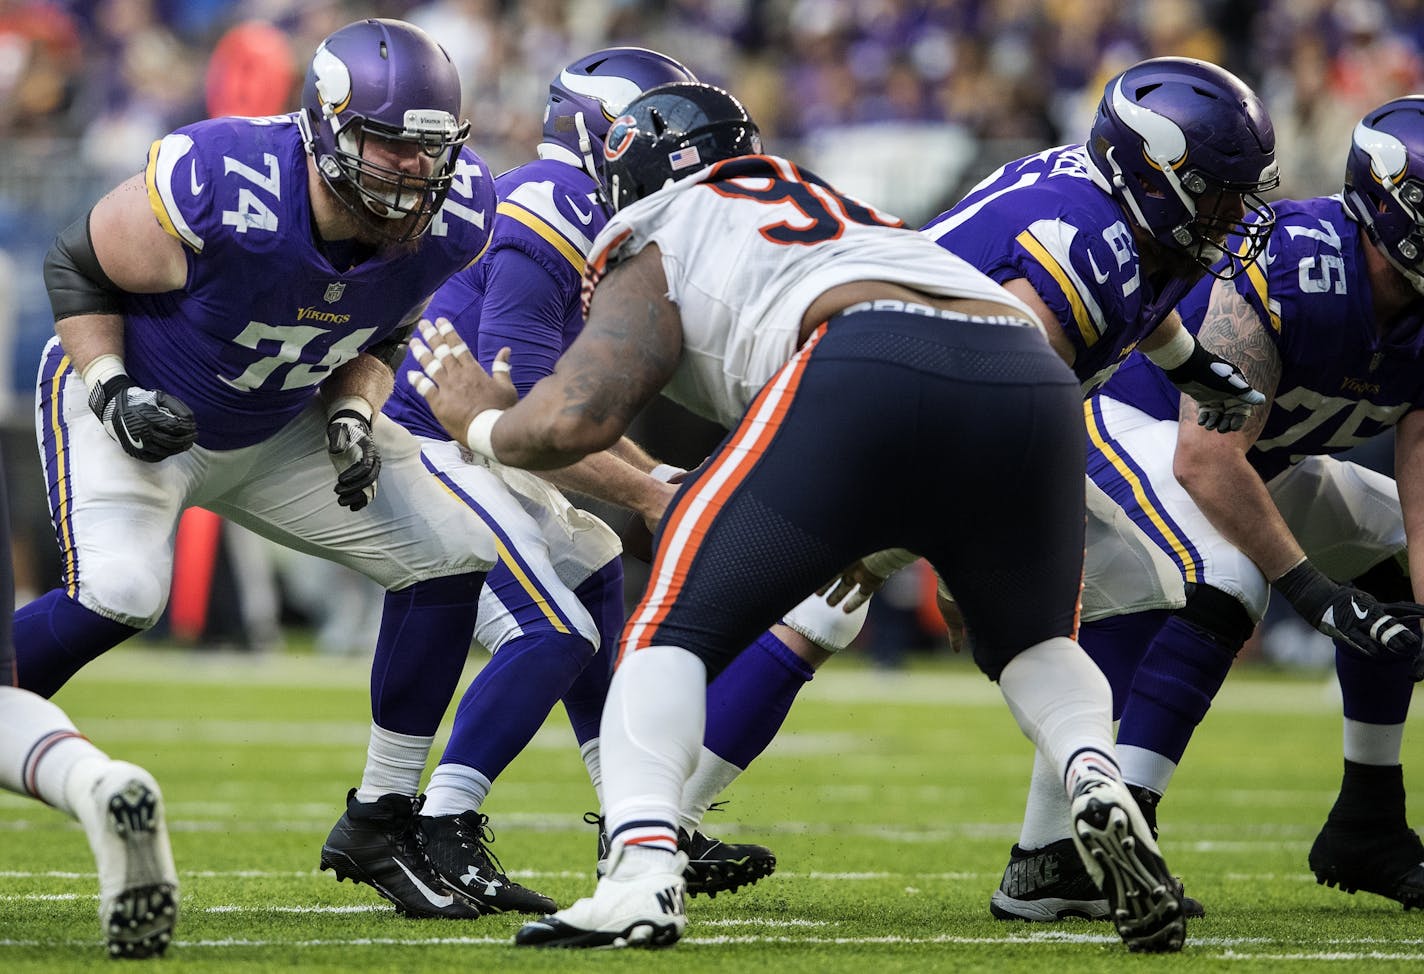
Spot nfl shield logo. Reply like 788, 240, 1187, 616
324, 282, 346, 304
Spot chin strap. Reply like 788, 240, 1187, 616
574, 111, 599, 182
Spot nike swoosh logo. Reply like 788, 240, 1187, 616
567, 196, 593, 225
190, 160, 204, 195
116, 412, 143, 450
391, 858, 455, 907
1087, 251, 1109, 284
1352, 601, 1369, 620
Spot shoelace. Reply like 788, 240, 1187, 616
448, 811, 510, 879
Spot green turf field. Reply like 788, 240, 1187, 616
3, 644, 1423, 972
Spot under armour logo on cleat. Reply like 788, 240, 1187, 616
461, 865, 503, 896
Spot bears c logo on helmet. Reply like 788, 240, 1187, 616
605, 115, 638, 161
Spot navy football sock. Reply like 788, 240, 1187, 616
1116, 614, 1238, 764
441, 628, 594, 779
14, 590, 141, 697
1336, 641, 1414, 725
704, 629, 815, 769
370, 572, 482, 736
1079, 609, 1170, 720
562, 560, 622, 746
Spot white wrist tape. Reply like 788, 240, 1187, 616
650, 463, 687, 483
781, 589, 870, 654
464, 408, 504, 460
1144, 326, 1195, 370
327, 395, 373, 422
81, 353, 127, 394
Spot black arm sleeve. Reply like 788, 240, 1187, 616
365, 321, 417, 371
43, 212, 125, 321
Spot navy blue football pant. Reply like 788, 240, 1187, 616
624, 307, 1086, 682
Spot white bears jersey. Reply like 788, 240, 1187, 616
583, 154, 1042, 428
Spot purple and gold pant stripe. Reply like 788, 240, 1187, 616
420, 454, 579, 637
1085, 398, 1202, 584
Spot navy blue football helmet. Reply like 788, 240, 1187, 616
299, 19, 470, 240
601, 82, 762, 212
1345, 96, 1424, 294
544, 48, 697, 181
1086, 57, 1279, 279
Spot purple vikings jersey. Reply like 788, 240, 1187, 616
1101, 196, 1424, 481
385, 156, 606, 440
921, 144, 1193, 392
132, 114, 494, 449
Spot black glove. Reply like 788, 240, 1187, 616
1273, 559, 1424, 675
88, 375, 197, 462
326, 408, 381, 512
1163, 341, 1266, 433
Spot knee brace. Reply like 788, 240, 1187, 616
1175, 583, 1255, 650
1352, 555, 1412, 603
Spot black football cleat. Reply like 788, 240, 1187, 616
319, 789, 482, 919
417, 811, 557, 915
1070, 777, 1186, 953
679, 827, 777, 898
1309, 819, 1424, 909
989, 836, 1205, 922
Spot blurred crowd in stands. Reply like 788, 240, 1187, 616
2, 0, 1421, 664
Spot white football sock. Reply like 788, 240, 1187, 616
679, 747, 743, 834
0, 686, 109, 815
602, 646, 706, 857
1018, 748, 1073, 849
581, 737, 603, 813
1117, 744, 1178, 796
420, 763, 491, 817
1342, 718, 1405, 766
356, 723, 432, 802
998, 637, 1117, 784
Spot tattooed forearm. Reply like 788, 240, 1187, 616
1184, 279, 1281, 437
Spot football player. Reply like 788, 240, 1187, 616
21, 19, 501, 920
410, 82, 1188, 953
918, 56, 1284, 922
623, 57, 1283, 921
0, 447, 178, 958
1007, 95, 1424, 915
380, 47, 868, 911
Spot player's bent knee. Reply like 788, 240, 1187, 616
1176, 583, 1255, 649
79, 568, 170, 630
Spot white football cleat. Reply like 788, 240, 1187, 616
73, 761, 179, 958
515, 850, 688, 949
1070, 776, 1184, 953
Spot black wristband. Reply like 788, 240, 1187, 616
329, 408, 371, 427
1270, 559, 1336, 623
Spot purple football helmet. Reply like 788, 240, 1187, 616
1345, 96, 1424, 294
1086, 57, 1279, 279
544, 48, 697, 180
299, 19, 470, 240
